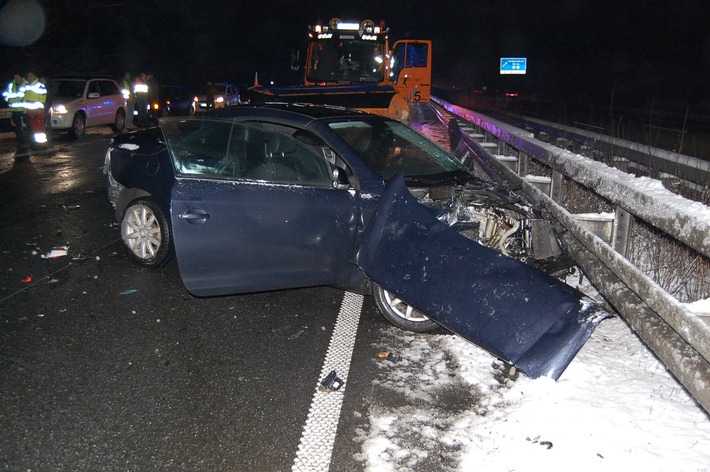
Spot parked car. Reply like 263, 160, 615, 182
193, 82, 240, 112
0, 97, 11, 132
47, 76, 126, 138
104, 104, 605, 379
153, 84, 195, 117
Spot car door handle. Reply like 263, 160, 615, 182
178, 209, 210, 224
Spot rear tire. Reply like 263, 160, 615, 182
373, 285, 438, 333
120, 198, 173, 268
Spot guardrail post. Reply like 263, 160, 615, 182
550, 170, 564, 204
613, 207, 632, 257
518, 151, 529, 176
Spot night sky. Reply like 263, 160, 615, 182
2, 0, 710, 111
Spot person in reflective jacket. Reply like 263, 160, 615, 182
133, 72, 149, 127
21, 71, 47, 146
2, 73, 28, 148
120, 72, 135, 128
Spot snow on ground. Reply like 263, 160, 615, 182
353, 118, 710, 471
357, 310, 710, 471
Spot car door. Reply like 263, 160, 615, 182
165, 119, 363, 296
389, 40, 432, 104
225, 85, 239, 106
97, 80, 123, 124
83, 80, 105, 126
355, 174, 608, 380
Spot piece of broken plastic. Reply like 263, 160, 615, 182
320, 370, 344, 391
41, 246, 69, 259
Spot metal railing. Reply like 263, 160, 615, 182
503, 114, 710, 190
430, 96, 710, 414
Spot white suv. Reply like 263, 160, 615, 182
48, 77, 126, 138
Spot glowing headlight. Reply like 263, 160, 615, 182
215, 96, 224, 103
52, 104, 68, 114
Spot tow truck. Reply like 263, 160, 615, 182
249, 18, 432, 123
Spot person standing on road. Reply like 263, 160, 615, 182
134, 72, 148, 127
40, 76, 53, 146
2, 73, 28, 148
120, 72, 135, 129
22, 71, 47, 147
145, 73, 159, 124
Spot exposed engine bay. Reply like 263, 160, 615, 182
410, 179, 573, 275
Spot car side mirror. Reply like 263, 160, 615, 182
332, 167, 350, 189
88, 92, 100, 99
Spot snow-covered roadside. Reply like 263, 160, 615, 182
357, 313, 710, 471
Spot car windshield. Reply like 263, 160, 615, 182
198, 85, 226, 96
48, 80, 86, 99
329, 119, 470, 183
307, 38, 386, 83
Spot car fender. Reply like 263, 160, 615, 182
115, 187, 152, 221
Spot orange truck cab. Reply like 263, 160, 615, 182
249, 18, 432, 123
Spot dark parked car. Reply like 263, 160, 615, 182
193, 82, 240, 112
0, 97, 12, 132
153, 84, 195, 117
104, 104, 606, 379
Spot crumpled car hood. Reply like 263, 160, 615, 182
355, 174, 608, 380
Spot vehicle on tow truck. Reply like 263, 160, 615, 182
249, 18, 432, 123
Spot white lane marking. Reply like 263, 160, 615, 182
292, 291, 364, 471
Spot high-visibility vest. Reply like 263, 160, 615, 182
134, 77, 148, 95
20, 79, 47, 110
121, 79, 132, 100
2, 79, 27, 109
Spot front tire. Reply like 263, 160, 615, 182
69, 113, 86, 138
373, 285, 438, 333
120, 198, 173, 268
111, 109, 126, 132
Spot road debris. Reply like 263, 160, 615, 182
376, 351, 401, 362
41, 246, 69, 259
273, 325, 304, 340
320, 370, 344, 391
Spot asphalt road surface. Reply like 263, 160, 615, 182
0, 129, 443, 471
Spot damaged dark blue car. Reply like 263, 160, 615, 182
104, 103, 607, 379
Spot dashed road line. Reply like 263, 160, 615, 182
292, 291, 364, 471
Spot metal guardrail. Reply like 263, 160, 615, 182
430, 96, 710, 413
504, 114, 710, 189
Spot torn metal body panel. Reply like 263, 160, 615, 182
356, 174, 608, 379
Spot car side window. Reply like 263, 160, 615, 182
163, 119, 232, 177
88, 81, 101, 97
163, 119, 335, 186
99, 80, 119, 96
236, 124, 333, 187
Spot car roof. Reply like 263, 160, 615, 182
206, 102, 379, 123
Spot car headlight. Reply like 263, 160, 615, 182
215, 96, 224, 103
52, 104, 68, 114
